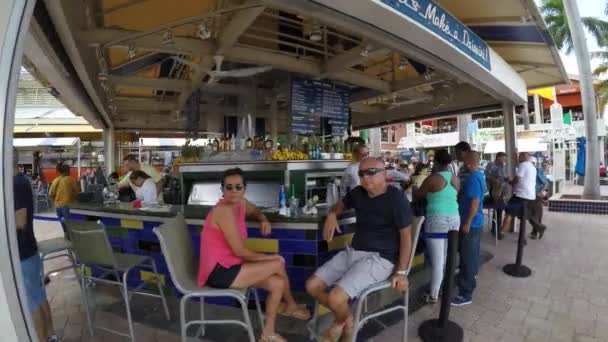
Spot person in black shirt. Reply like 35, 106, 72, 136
13, 148, 57, 342
306, 157, 413, 342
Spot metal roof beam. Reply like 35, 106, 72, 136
107, 75, 191, 91
78, 28, 216, 56
114, 97, 177, 111
322, 45, 390, 76
224, 46, 391, 92
217, 5, 265, 54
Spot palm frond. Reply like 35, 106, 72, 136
593, 64, 608, 76
591, 51, 608, 60
582, 17, 608, 47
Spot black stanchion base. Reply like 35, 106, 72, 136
503, 263, 532, 277
419, 319, 464, 342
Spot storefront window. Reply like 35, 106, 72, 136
381, 127, 389, 142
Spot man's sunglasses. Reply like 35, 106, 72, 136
358, 168, 385, 177
224, 184, 244, 191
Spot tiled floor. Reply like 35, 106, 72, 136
36, 209, 608, 341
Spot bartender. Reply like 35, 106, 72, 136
340, 144, 369, 195
118, 154, 164, 194
129, 171, 158, 204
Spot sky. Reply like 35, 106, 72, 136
535, 0, 608, 76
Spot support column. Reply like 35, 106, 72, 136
103, 128, 115, 173
600, 137, 606, 167
457, 114, 471, 142
533, 94, 542, 124
503, 103, 517, 178
369, 127, 382, 157
270, 98, 278, 144
522, 104, 530, 130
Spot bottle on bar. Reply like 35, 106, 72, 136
245, 136, 253, 149
230, 134, 236, 151
212, 137, 220, 152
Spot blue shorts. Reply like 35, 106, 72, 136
20, 254, 46, 312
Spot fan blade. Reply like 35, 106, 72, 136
209, 65, 272, 78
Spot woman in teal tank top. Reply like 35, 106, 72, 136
415, 149, 461, 303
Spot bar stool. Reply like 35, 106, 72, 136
64, 219, 170, 342
154, 213, 263, 342
37, 237, 77, 282
484, 207, 498, 246
307, 216, 425, 342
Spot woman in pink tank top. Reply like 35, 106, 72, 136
197, 168, 309, 342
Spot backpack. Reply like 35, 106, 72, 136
489, 177, 512, 206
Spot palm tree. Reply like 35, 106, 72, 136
541, 0, 605, 199
542, 0, 608, 50
592, 51, 608, 114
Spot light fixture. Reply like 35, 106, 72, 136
197, 21, 211, 40
360, 46, 370, 58
162, 30, 174, 45
423, 70, 433, 81
398, 56, 409, 70
127, 41, 136, 59
309, 22, 322, 42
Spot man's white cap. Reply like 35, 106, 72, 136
529, 156, 538, 165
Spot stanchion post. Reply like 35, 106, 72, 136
503, 202, 532, 277
418, 230, 463, 342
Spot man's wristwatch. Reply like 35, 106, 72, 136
395, 270, 407, 276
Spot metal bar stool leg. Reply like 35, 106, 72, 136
122, 270, 136, 342
180, 297, 188, 342
403, 289, 409, 342
79, 265, 95, 336
351, 295, 366, 342
239, 297, 256, 342
151, 260, 170, 320
252, 288, 264, 329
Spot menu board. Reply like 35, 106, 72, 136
289, 77, 351, 135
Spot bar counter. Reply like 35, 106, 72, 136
67, 202, 356, 297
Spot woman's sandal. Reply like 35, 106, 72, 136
277, 303, 311, 320
258, 333, 287, 342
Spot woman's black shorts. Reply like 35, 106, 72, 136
206, 263, 242, 288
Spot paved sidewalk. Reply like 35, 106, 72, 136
35, 211, 608, 341
372, 211, 608, 342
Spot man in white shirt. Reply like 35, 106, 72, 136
448, 141, 472, 187
118, 154, 164, 194
340, 145, 369, 195
499, 152, 546, 238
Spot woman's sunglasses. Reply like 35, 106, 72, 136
224, 184, 244, 192
358, 168, 385, 177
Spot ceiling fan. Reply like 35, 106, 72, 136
172, 55, 272, 85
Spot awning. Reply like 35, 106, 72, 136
440, 0, 569, 89
139, 138, 209, 147
483, 138, 548, 154
13, 125, 102, 133
13, 137, 80, 147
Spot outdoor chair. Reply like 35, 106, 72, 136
65, 219, 170, 342
38, 236, 77, 283
154, 213, 263, 342
484, 207, 499, 246
34, 184, 51, 213
307, 216, 424, 342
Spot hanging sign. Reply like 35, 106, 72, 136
379, 0, 492, 70
289, 77, 351, 135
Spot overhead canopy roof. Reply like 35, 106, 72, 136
437, 0, 567, 89
13, 137, 80, 147
28, 0, 566, 132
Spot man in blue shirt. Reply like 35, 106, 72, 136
453, 151, 486, 306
